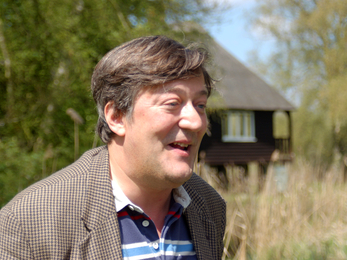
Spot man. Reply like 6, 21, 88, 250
0, 35, 226, 259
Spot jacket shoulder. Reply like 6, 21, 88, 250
184, 173, 225, 207
0, 146, 110, 259
183, 173, 226, 225
1, 146, 108, 211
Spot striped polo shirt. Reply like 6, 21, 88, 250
111, 180, 197, 260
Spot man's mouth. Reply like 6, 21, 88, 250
169, 142, 190, 151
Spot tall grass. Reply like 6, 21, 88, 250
199, 159, 347, 259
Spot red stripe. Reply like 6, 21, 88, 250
167, 211, 181, 218
117, 211, 129, 217
131, 215, 150, 221
118, 210, 151, 220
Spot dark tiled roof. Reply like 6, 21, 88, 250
208, 40, 295, 111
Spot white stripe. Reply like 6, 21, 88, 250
123, 249, 196, 260
123, 253, 155, 260
159, 238, 193, 245
122, 239, 193, 249
123, 252, 162, 260
161, 251, 196, 256
122, 241, 148, 249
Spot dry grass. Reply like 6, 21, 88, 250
198, 159, 347, 259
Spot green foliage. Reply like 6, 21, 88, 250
0, 0, 227, 206
273, 111, 289, 138
249, 0, 347, 170
0, 138, 43, 207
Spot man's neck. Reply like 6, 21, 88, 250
109, 157, 172, 235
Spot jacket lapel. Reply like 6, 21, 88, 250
79, 147, 123, 259
184, 179, 218, 260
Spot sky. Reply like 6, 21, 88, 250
205, 0, 276, 67
203, 0, 298, 104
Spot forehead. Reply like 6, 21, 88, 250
130, 76, 208, 113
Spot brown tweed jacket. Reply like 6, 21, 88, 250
0, 146, 226, 259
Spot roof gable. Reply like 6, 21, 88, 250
208, 40, 294, 111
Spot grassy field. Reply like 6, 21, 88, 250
199, 159, 347, 260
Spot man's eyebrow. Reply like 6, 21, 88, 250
165, 87, 208, 97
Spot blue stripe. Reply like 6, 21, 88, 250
122, 245, 153, 257
122, 241, 194, 258
163, 242, 194, 252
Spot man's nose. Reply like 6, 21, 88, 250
178, 103, 206, 132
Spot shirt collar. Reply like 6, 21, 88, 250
111, 180, 191, 213
111, 180, 144, 213
172, 185, 191, 209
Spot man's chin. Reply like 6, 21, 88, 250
167, 170, 193, 186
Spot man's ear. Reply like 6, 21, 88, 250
104, 102, 126, 137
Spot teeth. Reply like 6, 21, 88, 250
173, 142, 189, 148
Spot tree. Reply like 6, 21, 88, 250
0, 0, 227, 206
249, 0, 347, 171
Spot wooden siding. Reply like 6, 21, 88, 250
199, 111, 276, 165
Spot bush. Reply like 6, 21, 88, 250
0, 137, 44, 207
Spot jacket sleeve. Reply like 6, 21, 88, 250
0, 207, 33, 259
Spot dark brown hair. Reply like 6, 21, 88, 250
91, 35, 213, 143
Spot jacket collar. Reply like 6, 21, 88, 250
81, 146, 114, 230
183, 174, 218, 260
79, 146, 123, 258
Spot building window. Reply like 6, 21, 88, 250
222, 111, 256, 142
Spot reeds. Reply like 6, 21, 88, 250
199, 159, 347, 259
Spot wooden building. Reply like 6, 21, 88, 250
199, 40, 295, 170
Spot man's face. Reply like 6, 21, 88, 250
120, 75, 208, 191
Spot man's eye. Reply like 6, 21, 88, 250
197, 104, 206, 110
166, 101, 179, 107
